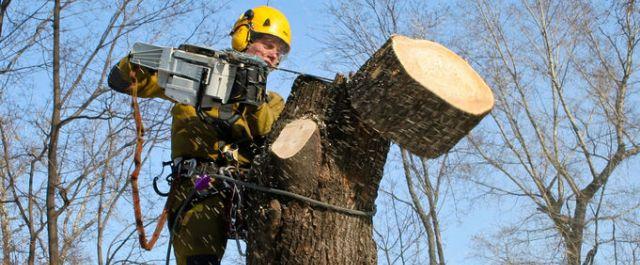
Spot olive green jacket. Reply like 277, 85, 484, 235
108, 57, 285, 164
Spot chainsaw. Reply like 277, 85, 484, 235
129, 42, 273, 108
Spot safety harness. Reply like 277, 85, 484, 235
158, 157, 250, 263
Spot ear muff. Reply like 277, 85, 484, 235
230, 10, 255, 52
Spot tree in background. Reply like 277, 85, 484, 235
0, 0, 227, 264
464, 0, 640, 263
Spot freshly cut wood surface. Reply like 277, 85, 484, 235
271, 119, 318, 159
393, 36, 494, 115
349, 35, 494, 158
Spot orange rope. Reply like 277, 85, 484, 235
129, 68, 170, 251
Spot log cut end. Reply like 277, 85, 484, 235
392, 35, 494, 115
349, 34, 495, 158
271, 119, 318, 159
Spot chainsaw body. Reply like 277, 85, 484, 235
129, 42, 268, 108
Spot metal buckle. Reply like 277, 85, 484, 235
182, 158, 197, 177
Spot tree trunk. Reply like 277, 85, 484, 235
0, 182, 12, 265
401, 150, 437, 265
565, 198, 588, 265
0, 120, 13, 265
349, 35, 494, 158
0, 0, 12, 38
246, 35, 493, 264
246, 75, 390, 264
27, 160, 37, 265
46, 0, 62, 264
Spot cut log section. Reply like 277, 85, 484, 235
349, 35, 495, 158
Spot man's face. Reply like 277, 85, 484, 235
245, 35, 288, 67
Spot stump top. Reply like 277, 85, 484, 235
393, 35, 494, 115
271, 119, 318, 159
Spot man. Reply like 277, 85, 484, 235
107, 6, 291, 265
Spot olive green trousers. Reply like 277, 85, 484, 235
168, 178, 228, 265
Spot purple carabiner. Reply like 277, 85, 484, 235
194, 174, 212, 191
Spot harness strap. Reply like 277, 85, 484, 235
197, 104, 243, 141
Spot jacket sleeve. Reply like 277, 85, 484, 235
107, 56, 168, 99
244, 91, 285, 137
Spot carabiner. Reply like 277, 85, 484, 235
153, 175, 170, 197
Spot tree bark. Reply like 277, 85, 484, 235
46, 0, 62, 264
565, 197, 588, 265
0, 0, 11, 38
0, 178, 12, 265
246, 75, 390, 264
349, 35, 494, 158
0, 120, 13, 265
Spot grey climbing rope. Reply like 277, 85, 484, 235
209, 171, 376, 217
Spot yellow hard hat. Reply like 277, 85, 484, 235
230, 6, 291, 54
